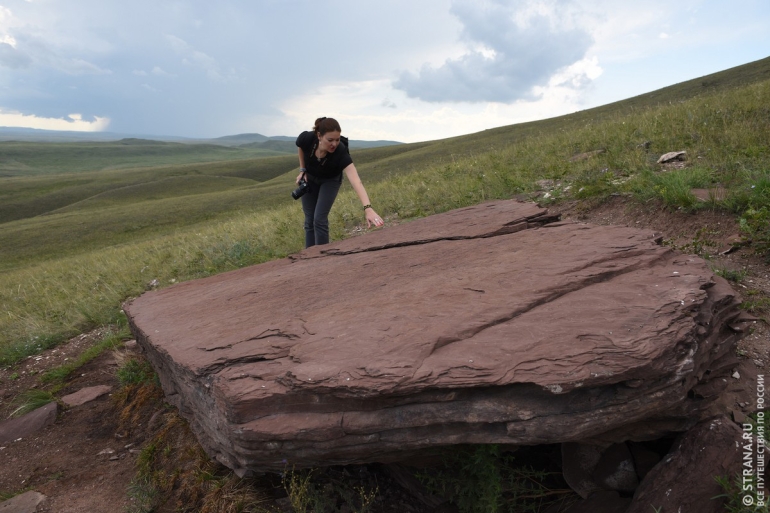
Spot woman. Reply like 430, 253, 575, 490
295, 117, 384, 248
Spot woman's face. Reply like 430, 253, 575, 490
318, 131, 341, 153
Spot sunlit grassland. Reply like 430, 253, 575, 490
0, 179, 293, 271
1, 62, 770, 365
0, 153, 299, 223
0, 139, 289, 177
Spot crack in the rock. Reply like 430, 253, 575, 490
195, 330, 297, 374
290, 213, 560, 260
554, 246, 666, 276
409, 249, 674, 380
245, 329, 299, 342
199, 330, 298, 354
199, 354, 272, 374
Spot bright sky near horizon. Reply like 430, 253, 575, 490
0, 1, 768, 143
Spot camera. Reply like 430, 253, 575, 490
292, 178, 309, 200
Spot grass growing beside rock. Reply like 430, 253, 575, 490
1, 77, 770, 366
714, 474, 769, 513
114, 354, 276, 513
8, 389, 57, 418
417, 445, 577, 513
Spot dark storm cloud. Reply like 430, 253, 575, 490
393, 0, 593, 103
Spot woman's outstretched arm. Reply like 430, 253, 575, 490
343, 164, 384, 228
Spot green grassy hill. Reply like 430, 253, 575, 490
0, 138, 294, 177
0, 55, 769, 364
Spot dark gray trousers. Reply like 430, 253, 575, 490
301, 174, 342, 248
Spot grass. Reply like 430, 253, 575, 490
417, 445, 577, 513
112, 363, 274, 512
4, 325, 129, 419
116, 357, 158, 387
714, 474, 769, 512
39, 325, 129, 386
8, 388, 57, 418
279, 467, 379, 513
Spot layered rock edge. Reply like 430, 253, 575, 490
124, 200, 745, 473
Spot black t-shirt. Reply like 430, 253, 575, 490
295, 131, 353, 179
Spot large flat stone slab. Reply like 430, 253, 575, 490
124, 200, 744, 473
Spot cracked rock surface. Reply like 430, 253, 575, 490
124, 200, 745, 473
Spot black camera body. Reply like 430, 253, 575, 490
292, 178, 309, 200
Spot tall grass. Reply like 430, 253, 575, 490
1, 79, 769, 365
0, 205, 304, 364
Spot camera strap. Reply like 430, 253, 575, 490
310, 140, 328, 167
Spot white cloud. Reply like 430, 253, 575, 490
56, 57, 111, 75
166, 34, 228, 81
152, 65, 175, 77
277, 74, 601, 143
394, 0, 595, 103
0, 109, 110, 131
0, 5, 12, 23
545, 56, 603, 90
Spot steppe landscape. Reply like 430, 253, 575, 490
1, 57, 769, 512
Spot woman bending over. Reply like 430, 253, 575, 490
295, 117, 383, 248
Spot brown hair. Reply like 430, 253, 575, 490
313, 117, 341, 136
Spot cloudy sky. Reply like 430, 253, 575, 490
0, 0, 768, 143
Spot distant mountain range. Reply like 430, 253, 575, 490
0, 127, 403, 149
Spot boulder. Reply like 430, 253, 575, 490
0, 491, 48, 512
592, 443, 639, 494
563, 442, 641, 499
0, 402, 57, 445
626, 416, 744, 513
562, 443, 603, 499
124, 200, 745, 473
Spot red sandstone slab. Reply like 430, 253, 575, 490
124, 200, 743, 472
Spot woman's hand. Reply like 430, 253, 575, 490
365, 208, 384, 228
296, 172, 305, 185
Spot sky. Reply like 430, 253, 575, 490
0, 0, 769, 143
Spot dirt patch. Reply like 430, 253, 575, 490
0, 328, 115, 419
0, 338, 138, 512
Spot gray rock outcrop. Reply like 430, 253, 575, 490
0, 402, 57, 445
0, 491, 48, 513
